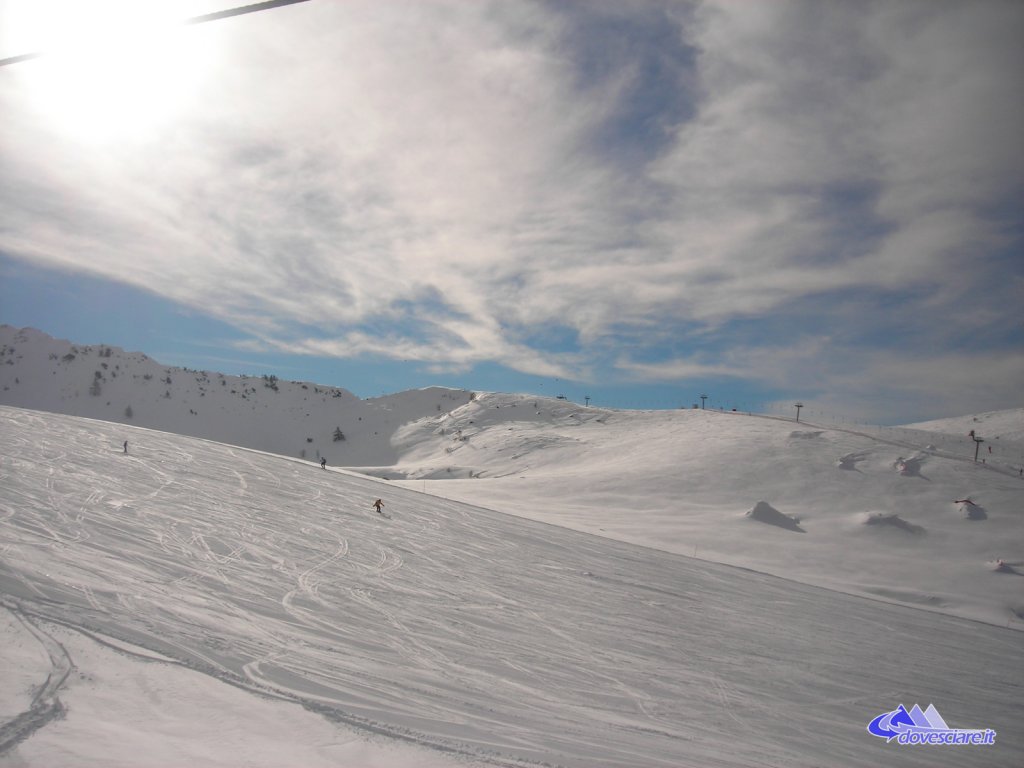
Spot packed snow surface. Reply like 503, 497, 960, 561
2, 406, 1022, 767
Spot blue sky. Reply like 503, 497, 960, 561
1, 0, 1022, 423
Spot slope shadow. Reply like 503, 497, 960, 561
993, 560, 1024, 576
864, 513, 925, 534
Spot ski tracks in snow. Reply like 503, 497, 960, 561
0, 604, 73, 754
282, 537, 350, 615
1, 407, 1023, 768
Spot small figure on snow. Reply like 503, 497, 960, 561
320, 457, 327, 470
123, 440, 128, 454
373, 498, 384, 515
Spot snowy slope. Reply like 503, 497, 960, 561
2, 406, 1022, 767
377, 393, 1024, 630
0, 325, 474, 465
903, 408, 1024, 443
2, 325, 1023, 631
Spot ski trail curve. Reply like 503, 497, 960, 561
0, 603, 73, 755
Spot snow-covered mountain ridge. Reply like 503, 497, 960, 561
0, 325, 474, 465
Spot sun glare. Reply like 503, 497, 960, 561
3, 1, 214, 141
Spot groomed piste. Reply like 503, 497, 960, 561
1, 401, 1022, 767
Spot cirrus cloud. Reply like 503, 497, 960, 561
0, 0, 1021, 420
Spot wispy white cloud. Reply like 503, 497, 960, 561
765, 347, 1024, 426
1, 0, 1021, 418
615, 355, 744, 382
625, 337, 1024, 424
652, 0, 1023, 317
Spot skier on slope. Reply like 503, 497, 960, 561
321, 457, 327, 469
373, 498, 384, 515
123, 440, 128, 454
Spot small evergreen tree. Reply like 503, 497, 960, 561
125, 405, 133, 419
333, 427, 345, 442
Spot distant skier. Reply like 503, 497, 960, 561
320, 457, 327, 470
373, 498, 384, 515
123, 440, 128, 454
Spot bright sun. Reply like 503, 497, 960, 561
2, 1, 213, 141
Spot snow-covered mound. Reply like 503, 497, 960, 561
745, 500, 804, 532
957, 498, 988, 521
862, 511, 925, 535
